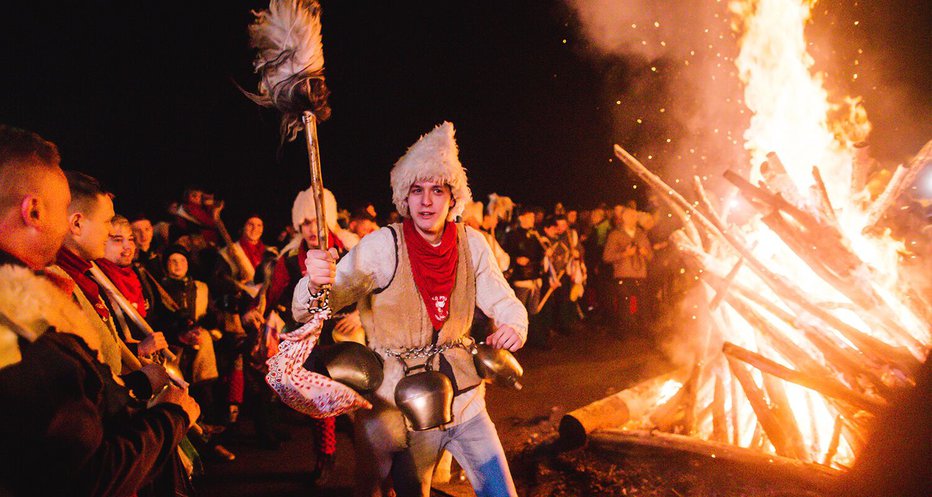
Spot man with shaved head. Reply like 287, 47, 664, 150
0, 124, 198, 496
0, 125, 71, 269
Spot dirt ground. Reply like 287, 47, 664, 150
198, 321, 841, 496
198, 323, 671, 496
502, 441, 835, 497
435, 325, 837, 497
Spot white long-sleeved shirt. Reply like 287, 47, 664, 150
293, 225, 528, 341
292, 224, 528, 427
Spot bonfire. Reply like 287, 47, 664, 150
562, 0, 930, 475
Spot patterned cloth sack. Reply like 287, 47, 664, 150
265, 313, 372, 418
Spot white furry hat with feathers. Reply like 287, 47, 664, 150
390, 122, 471, 220
292, 187, 339, 232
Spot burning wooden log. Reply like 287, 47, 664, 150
723, 342, 887, 414
719, 289, 889, 425
750, 423, 765, 450
729, 368, 740, 446
762, 374, 810, 462
724, 167, 916, 346
715, 278, 898, 395
640, 153, 904, 371
690, 247, 901, 399
558, 368, 687, 449
823, 415, 845, 466
703, 215, 916, 372
801, 328, 898, 399
649, 363, 700, 434
850, 141, 875, 195
726, 356, 800, 458
863, 139, 932, 233
755, 207, 919, 352
709, 256, 744, 310
690, 170, 918, 371
614, 145, 715, 245
811, 165, 839, 226
588, 429, 840, 487
712, 374, 728, 443
760, 152, 806, 208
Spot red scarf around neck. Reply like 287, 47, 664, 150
239, 237, 266, 269
96, 258, 147, 318
56, 247, 110, 320
403, 219, 458, 331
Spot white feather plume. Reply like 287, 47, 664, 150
246, 0, 330, 141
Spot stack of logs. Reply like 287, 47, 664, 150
560, 140, 930, 471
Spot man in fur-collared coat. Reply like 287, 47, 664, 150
0, 124, 199, 497
295, 122, 528, 497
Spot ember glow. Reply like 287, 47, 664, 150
611, 0, 930, 470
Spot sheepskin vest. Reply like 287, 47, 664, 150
46, 265, 125, 374
0, 262, 104, 370
359, 223, 480, 406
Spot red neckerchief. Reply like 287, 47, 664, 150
263, 232, 345, 311
403, 219, 458, 331
56, 247, 110, 320
95, 258, 147, 318
239, 237, 266, 269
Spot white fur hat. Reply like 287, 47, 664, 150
461, 200, 484, 226
390, 122, 472, 220
292, 187, 339, 232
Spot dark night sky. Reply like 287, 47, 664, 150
1, 1, 929, 232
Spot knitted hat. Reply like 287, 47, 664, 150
390, 122, 472, 220
164, 244, 189, 262
291, 187, 338, 232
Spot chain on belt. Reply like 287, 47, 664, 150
383, 336, 473, 360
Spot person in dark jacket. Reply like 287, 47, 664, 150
502, 205, 547, 348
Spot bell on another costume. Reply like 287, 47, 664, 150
394, 360, 454, 431
303, 342, 384, 394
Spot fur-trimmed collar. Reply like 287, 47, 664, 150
0, 263, 103, 368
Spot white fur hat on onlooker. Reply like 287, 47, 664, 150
390, 121, 472, 220
291, 187, 338, 232
461, 200, 484, 226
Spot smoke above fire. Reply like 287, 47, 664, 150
565, 0, 752, 367
565, 0, 931, 184
565, 0, 749, 189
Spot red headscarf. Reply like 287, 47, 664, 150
239, 237, 266, 269
95, 258, 147, 318
403, 219, 458, 331
56, 247, 110, 320
262, 232, 345, 312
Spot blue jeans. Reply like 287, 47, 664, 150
391, 410, 517, 497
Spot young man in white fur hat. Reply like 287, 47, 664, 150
243, 186, 360, 481
295, 122, 527, 497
